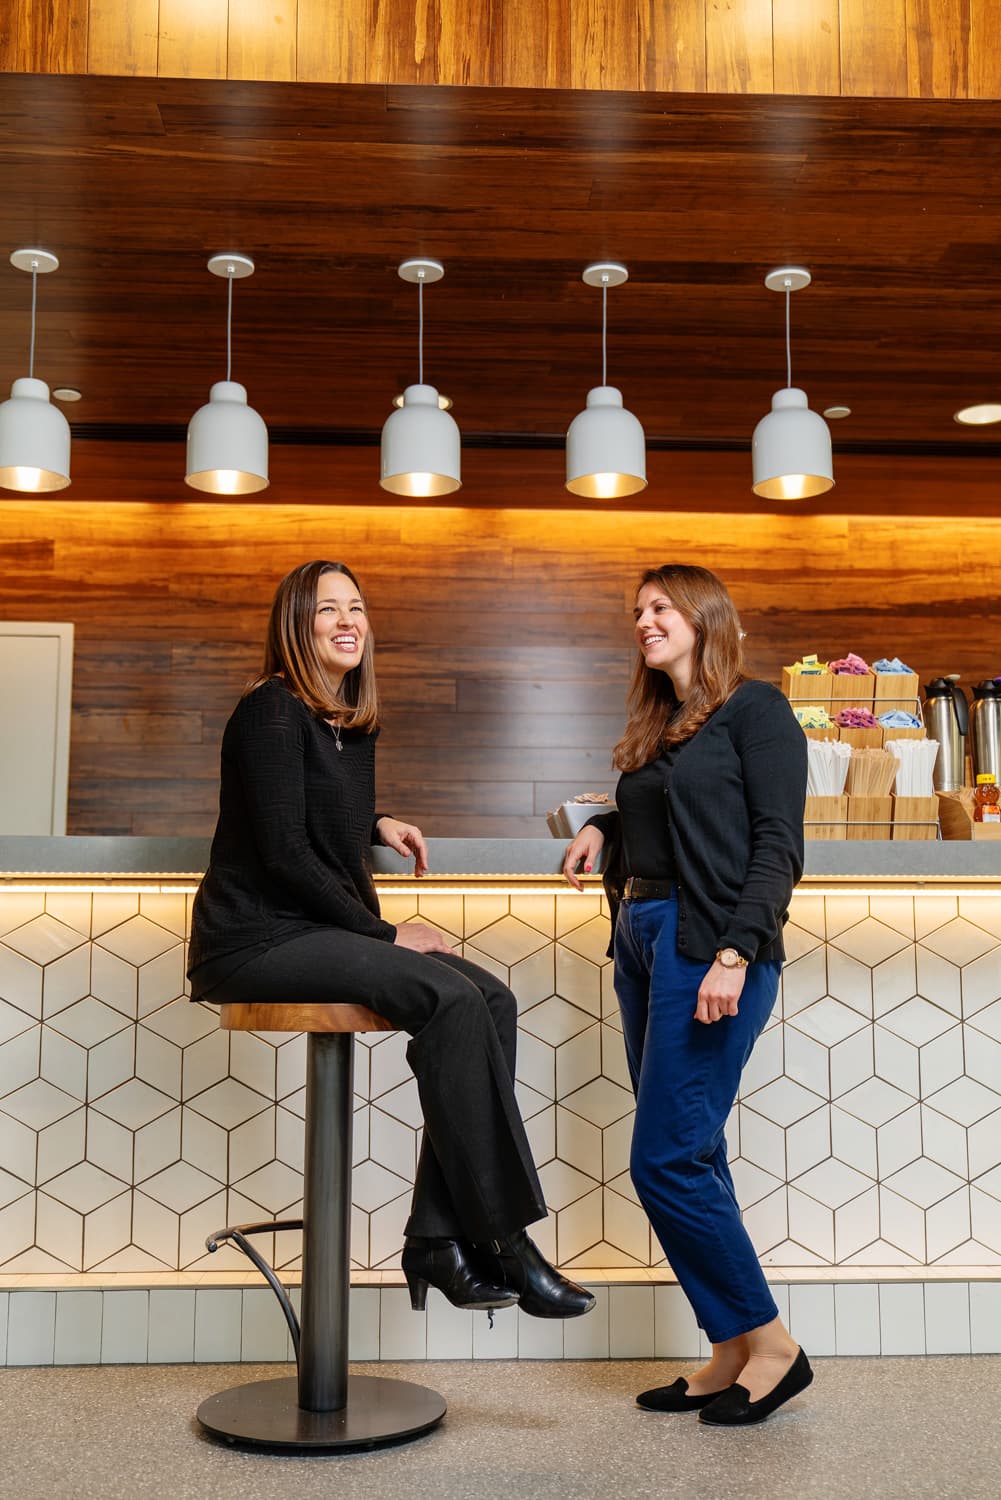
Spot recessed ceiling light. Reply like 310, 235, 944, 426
52, 388, 82, 402
393, 391, 452, 410
822, 405, 851, 419
954, 402, 1001, 425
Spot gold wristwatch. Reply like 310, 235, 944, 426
716, 947, 749, 969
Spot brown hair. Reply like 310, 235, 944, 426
613, 564, 745, 771
246, 561, 379, 730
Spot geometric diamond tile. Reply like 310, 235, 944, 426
920, 1104, 968, 1177
874, 1028, 919, 1097
961, 949, 1001, 1018
0, 944, 43, 1018
141, 1160, 222, 1213
925, 1076, 1001, 1128
920, 919, 998, 968
830, 917, 911, 968
0, 893, 44, 937
560, 1076, 634, 1128
872, 948, 918, 1019
521, 996, 594, 1047
786, 1105, 833, 1179
973, 1164, 1001, 1203
914, 895, 958, 939
96, 915, 179, 967
44, 1160, 127, 1213
0, 1165, 30, 1208
964, 1031, 1001, 1098
876, 1104, 923, 1179
538, 1158, 599, 1211
1, 1077, 79, 1129
780, 948, 827, 1017
41, 946, 91, 1018
966, 998, 1001, 1044
915, 948, 962, 1018
349, 1159, 410, 1215
554, 947, 602, 1017
89, 947, 137, 1017
879, 997, 956, 1047
554, 1026, 601, 1097
91, 1078, 176, 1130
233, 1159, 304, 1214
508, 947, 556, 1013
790, 996, 868, 1046
557, 916, 613, 966
470, 915, 549, 966
918, 1027, 966, 1099
969, 1108, 1001, 1178
837, 1076, 915, 1127
743, 1076, 826, 1128
137, 945, 186, 1018
47, 997, 130, 1049
2, 913, 87, 965
826, 949, 872, 1017
781, 921, 824, 963
139, 997, 217, 1049
793, 1157, 874, 1209
884, 1156, 966, 1209
0, 1030, 39, 1097
186, 1077, 270, 1130
36, 1107, 86, 1183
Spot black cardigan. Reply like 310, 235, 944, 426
187, 678, 395, 998
591, 679, 807, 964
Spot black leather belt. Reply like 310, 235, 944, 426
623, 877, 676, 900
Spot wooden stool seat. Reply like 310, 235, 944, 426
221, 1002, 394, 1034
196, 995, 446, 1452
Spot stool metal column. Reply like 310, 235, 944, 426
196, 1003, 447, 1452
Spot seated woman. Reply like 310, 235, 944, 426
187, 559, 592, 1321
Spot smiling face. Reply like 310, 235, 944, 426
634, 582, 699, 696
312, 570, 370, 690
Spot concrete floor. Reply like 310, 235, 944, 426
2, 1357, 996, 1500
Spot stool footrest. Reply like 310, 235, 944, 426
206, 1221, 302, 1360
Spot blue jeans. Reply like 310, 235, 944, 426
614, 896, 782, 1345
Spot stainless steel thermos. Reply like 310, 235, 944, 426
969, 680, 1001, 786
922, 677, 969, 792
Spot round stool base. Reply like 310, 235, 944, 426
197, 1373, 447, 1452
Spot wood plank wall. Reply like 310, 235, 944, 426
3, 0, 1001, 97
2, 471, 999, 838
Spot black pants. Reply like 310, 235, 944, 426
204, 928, 547, 1244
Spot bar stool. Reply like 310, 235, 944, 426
195, 1001, 447, 1452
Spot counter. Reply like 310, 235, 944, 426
1, 837, 999, 1366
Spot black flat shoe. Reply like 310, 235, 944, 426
698, 1348, 814, 1426
637, 1377, 730, 1412
401, 1237, 519, 1313
480, 1230, 596, 1319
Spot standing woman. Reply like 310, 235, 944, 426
564, 564, 811, 1426
189, 560, 593, 1322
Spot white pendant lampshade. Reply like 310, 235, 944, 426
752, 387, 833, 501
185, 254, 268, 495
185, 381, 269, 495
0, 376, 71, 493
565, 263, 646, 499
751, 267, 834, 501
381, 383, 461, 497
0, 249, 71, 493
566, 385, 646, 499
380, 258, 461, 497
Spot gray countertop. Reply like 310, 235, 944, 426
1, 835, 1000, 880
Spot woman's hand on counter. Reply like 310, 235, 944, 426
376, 816, 430, 877
394, 921, 454, 955
695, 961, 747, 1025
562, 825, 605, 891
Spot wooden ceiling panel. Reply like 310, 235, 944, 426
1, 73, 1001, 459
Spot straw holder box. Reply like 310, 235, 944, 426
881, 725, 926, 747
838, 726, 883, 749
847, 795, 893, 839
892, 795, 940, 841
803, 794, 848, 840
781, 668, 831, 702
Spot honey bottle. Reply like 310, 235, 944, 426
973, 773, 1001, 824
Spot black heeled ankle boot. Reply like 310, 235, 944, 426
480, 1230, 596, 1319
401, 1237, 519, 1313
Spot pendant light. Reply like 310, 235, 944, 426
185, 254, 269, 495
565, 262, 646, 499
0, 249, 71, 493
751, 267, 833, 501
380, 258, 461, 497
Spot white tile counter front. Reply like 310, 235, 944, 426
1, 837, 1000, 1362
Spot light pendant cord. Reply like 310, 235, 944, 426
418, 275, 424, 385
602, 280, 608, 387
226, 271, 233, 382
785, 285, 792, 388
29, 265, 38, 379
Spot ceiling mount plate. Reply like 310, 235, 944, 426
398, 258, 444, 284
208, 253, 255, 279
583, 262, 628, 288
10, 248, 59, 274
765, 266, 811, 292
